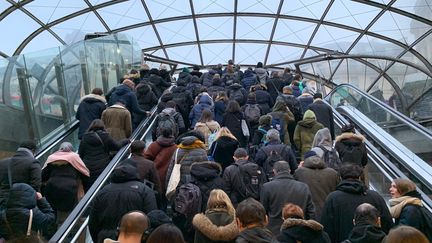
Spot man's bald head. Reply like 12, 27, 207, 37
119, 211, 149, 236
353, 203, 381, 226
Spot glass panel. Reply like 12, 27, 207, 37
146, 0, 191, 20
237, 0, 280, 14
165, 45, 201, 65
119, 26, 160, 49
235, 43, 267, 65
0, 10, 40, 56
311, 25, 359, 52
201, 43, 232, 65
325, 0, 380, 29
88, 0, 113, 5
98, 1, 148, 29
25, 0, 88, 24
22, 31, 63, 54
328, 59, 348, 85
193, 0, 233, 14
236, 17, 274, 40
273, 19, 316, 44
267, 45, 303, 64
392, 0, 432, 20
412, 33, 432, 67
280, 0, 328, 19
350, 35, 404, 56
197, 17, 233, 40
0, 58, 8, 103
155, 19, 196, 45
0, 2, 11, 13
411, 83, 432, 119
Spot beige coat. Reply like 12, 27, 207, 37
101, 105, 132, 141
194, 121, 220, 149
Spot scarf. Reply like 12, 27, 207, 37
177, 139, 206, 150
44, 151, 90, 177
389, 195, 422, 218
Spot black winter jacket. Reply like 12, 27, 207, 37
222, 112, 249, 148
107, 84, 146, 115
254, 142, 298, 173
308, 99, 335, 140
209, 136, 239, 171
241, 69, 258, 91
148, 73, 170, 97
214, 100, 227, 125
76, 94, 106, 139
277, 218, 331, 243
236, 226, 276, 243
136, 83, 158, 111
254, 89, 274, 115
341, 223, 386, 243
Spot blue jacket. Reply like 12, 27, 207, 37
241, 69, 258, 91
107, 84, 145, 115
76, 94, 106, 139
189, 95, 214, 128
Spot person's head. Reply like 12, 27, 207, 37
130, 140, 146, 156
146, 224, 185, 243
247, 92, 256, 103
353, 203, 381, 227
266, 129, 281, 143
19, 140, 37, 153
59, 142, 73, 152
160, 64, 167, 71
181, 67, 190, 74
193, 65, 200, 71
198, 108, 213, 123
303, 110, 316, 120
216, 127, 237, 141
160, 126, 174, 138
233, 148, 248, 161
273, 161, 290, 175
271, 71, 279, 78
88, 119, 105, 132
342, 123, 356, 133
216, 91, 228, 101
282, 85, 293, 95
228, 59, 234, 65
207, 189, 235, 216
256, 62, 263, 68
259, 115, 272, 127
313, 93, 323, 99
282, 203, 304, 220
283, 67, 291, 73
339, 163, 363, 180
384, 225, 429, 243
91, 87, 103, 96
226, 100, 241, 113
236, 198, 268, 231
293, 74, 302, 81
122, 79, 135, 90
166, 100, 176, 109
273, 100, 287, 112
117, 211, 149, 242
141, 64, 150, 71
390, 178, 417, 199
312, 127, 332, 148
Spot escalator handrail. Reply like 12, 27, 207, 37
49, 106, 158, 243
326, 83, 432, 141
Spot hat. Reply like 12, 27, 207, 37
303, 150, 317, 160
182, 67, 190, 73
122, 79, 135, 89
259, 115, 272, 126
303, 110, 316, 120
283, 86, 293, 94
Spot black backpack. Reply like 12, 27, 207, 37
270, 115, 285, 143
284, 96, 303, 121
319, 145, 342, 170
263, 146, 284, 181
238, 162, 267, 200
244, 104, 261, 123
157, 112, 178, 137
174, 183, 202, 218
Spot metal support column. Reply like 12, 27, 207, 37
16, 67, 39, 141
54, 64, 70, 125
79, 51, 90, 95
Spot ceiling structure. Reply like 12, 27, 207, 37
1, 0, 432, 116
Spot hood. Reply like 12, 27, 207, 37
161, 93, 173, 102
337, 180, 367, 195
303, 110, 316, 120
80, 93, 106, 103
180, 136, 200, 146
192, 213, 238, 241
190, 161, 222, 180
161, 107, 176, 116
156, 136, 176, 147
199, 94, 213, 105
239, 227, 274, 243
335, 132, 366, 143
109, 104, 126, 110
280, 219, 326, 242
303, 147, 325, 169
111, 163, 140, 183
272, 101, 287, 112
178, 71, 190, 80
347, 224, 386, 243
113, 84, 131, 96
244, 69, 255, 77
7, 183, 37, 209
298, 118, 318, 128
312, 128, 333, 149
229, 83, 242, 90
281, 218, 323, 231
255, 67, 267, 75
136, 83, 151, 93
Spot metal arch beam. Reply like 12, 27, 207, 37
0, 0, 32, 21
263, 0, 284, 66
83, 0, 111, 33
300, 0, 335, 59
140, 0, 169, 59
11, 0, 128, 56
189, 0, 203, 66
232, 0, 238, 63
0, 51, 9, 58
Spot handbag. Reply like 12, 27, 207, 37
241, 119, 250, 137
165, 149, 188, 198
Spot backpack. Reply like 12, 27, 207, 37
270, 115, 285, 142
174, 183, 202, 218
229, 89, 244, 104
157, 112, 178, 137
238, 162, 266, 200
319, 145, 342, 170
244, 104, 261, 123
263, 146, 284, 181
283, 95, 303, 121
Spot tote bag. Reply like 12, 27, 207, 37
166, 149, 189, 198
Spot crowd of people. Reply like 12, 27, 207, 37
0, 61, 431, 243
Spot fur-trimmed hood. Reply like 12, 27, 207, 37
335, 132, 365, 143
80, 93, 106, 103
281, 218, 323, 231
193, 212, 239, 241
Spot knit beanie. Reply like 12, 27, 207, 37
303, 110, 316, 120
122, 79, 135, 89
259, 115, 272, 126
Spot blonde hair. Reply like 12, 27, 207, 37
215, 127, 237, 141
206, 189, 235, 216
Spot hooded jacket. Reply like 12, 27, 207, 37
308, 99, 335, 140
294, 111, 324, 159
320, 180, 393, 243
76, 94, 106, 139
172, 85, 194, 128
88, 164, 157, 243
265, 77, 285, 103
335, 132, 368, 167
294, 147, 339, 221
136, 83, 158, 111
210, 136, 239, 171
342, 223, 386, 243
193, 208, 238, 243
107, 84, 146, 115
277, 218, 331, 243
101, 104, 132, 141
222, 159, 251, 206
269, 102, 295, 145
202, 69, 217, 87
241, 69, 258, 91
236, 226, 276, 243
207, 78, 226, 99
157, 92, 174, 112
222, 111, 249, 148
190, 95, 214, 128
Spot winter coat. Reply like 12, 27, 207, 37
269, 108, 295, 145
260, 172, 316, 235
187, 76, 204, 98
277, 218, 331, 243
202, 70, 217, 87
320, 179, 393, 243
255, 68, 269, 85
157, 92, 174, 113
172, 85, 194, 129
178, 71, 193, 85
208, 81, 226, 100
214, 100, 227, 125
266, 78, 285, 103
335, 132, 368, 167
222, 159, 250, 206
236, 226, 276, 243
136, 82, 158, 111
76, 94, 106, 139
78, 130, 128, 190
241, 69, 258, 91
159, 69, 172, 83
308, 99, 335, 140
255, 89, 274, 115
166, 136, 208, 188
152, 107, 186, 140
341, 224, 386, 243
0, 148, 41, 207
190, 95, 215, 128
297, 94, 314, 113
294, 118, 324, 159
148, 73, 171, 97
193, 208, 238, 243
129, 155, 161, 193
195, 121, 221, 148
190, 162, 225, 211
106, 84, 146, 116
226, 83, 248, 106
209, 136, 239, 171
0, 183, 55, 241
89, 163, 157, 243
276, 94, 303, 121
294, 148, 339, 221
251, 125, 272, 146
101, 105, 132, 141
144, 136, 177, 192
255, 141, 298, 173
191, 70, 203, 78
222, 112, 249, 148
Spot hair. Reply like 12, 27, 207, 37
130, 140, 145, 154
165, 100, 176, 109
247, 92, 256, 101
19, 140, 37, 151
384, 225, 429, 243
273, 161, 290, 173
119, 211, 149, 236
193, 65, 200, 71
266, 129, 281, 143
256, 62, 263, 68
271, 71, 279, 78
353, 203, 380, 226
283, 85, 293, 94
233, 148, 248, 159
393, 178, 417, 196
283, 67, 291, 73
59, 142, 73, 152
313, 93, 323, 99
342, 123, 356, 133
339, 163, 363, 179
236, 198, 267, 227
206, 189, 236, 216
282, 203, 304, 220
215, 91, 228, 102
160, 126, 173, 138
198, 109, 214, 123
91, 88, 103, 96
225, 100, 241, 113
293, 74, 302, 81
146, 224, 185, 243
215, 127, 237, 141
87, 119, 105, 132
